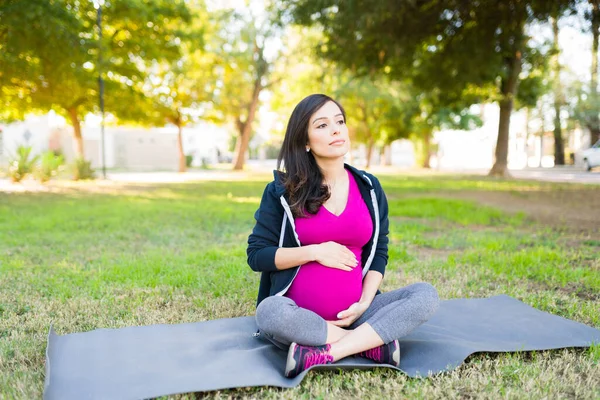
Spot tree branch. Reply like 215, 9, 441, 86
263, 76, 283, 89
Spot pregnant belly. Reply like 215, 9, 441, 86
285, 261, 363, 321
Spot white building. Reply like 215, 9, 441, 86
0, 112, 232, 171
0, 113, 63, 166
1, 105, 594, 172
433, 103, 593, 170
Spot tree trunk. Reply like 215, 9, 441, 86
422, 131, 431, 169
590, 127, 600, 146
233, 122, 252, 170
176, 122, 186, 173
552, 16, 565, 165
358, 103, 375, 169
524, 107, 530, 165
365, 138, 374, 169
380, 144, 392, 166
66, 107, 84, 159
539, 101, 545, 167
489, 33, 524, 176
233, 79, 262, 170
552, 105, 565, 165
591, 0, 600, 145
233, 39, 267, 171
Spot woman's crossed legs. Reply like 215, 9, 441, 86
255, 282, 439, 374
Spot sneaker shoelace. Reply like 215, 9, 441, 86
303, 350, 334, 370
363, 346, 383, 362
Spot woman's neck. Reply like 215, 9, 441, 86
316, 158, 346, 185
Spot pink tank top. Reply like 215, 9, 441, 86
285, 169, 374, 320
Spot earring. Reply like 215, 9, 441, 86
306, 147, 310, 153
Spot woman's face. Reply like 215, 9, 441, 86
306, 101, 350, 160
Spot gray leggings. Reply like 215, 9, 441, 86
255, 282, 439, 349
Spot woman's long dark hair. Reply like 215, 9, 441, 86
277, 94, 347, 218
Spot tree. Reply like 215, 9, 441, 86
0, 0, 87, 126
133, 2, 218, 172
589, 0, 600, 145
0, 0, 191, 161
413, 98, 485, 169
551, 16, 566, 165
580, 0, 600, 146
137, 55, 218, 173
283, 0, 578, 176
268, 25, 474, 169
210, 5, 284, 170
335, 76, 414, 168
514, 32, 552, 167
567, 1, 600, 150
268, 26, 340, 125
268, 26, 420, 168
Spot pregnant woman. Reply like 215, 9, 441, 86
247, 94, 439, 378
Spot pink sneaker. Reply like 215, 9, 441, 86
358, 339, 400, 367
284, 342, 334, 378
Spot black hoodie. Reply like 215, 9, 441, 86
247, 163, 390, 307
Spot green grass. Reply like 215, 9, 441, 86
1, 175, 599, 399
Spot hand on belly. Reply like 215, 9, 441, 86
312, 241, 358, 272
286, 262, 363, 321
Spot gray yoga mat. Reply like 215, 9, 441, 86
44, 295, 600, 400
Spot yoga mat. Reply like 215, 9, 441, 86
44, 295, 600, 400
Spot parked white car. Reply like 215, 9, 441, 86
582, 140, 600, 171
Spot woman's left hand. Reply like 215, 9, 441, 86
328, 301, 370, 327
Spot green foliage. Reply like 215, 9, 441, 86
269, 26, 418, 151
516, 38, 553, 110
185, 154, 194, 168
335, 75, 416, 146
7, 146, 39, 183
208, 4, 286, 169
210, 7, 276, 125
0, 0, 192, 156
567, 81, 600, 132
5, 147, 65, 183
272, 7, 486, 158
269, 26, 343, 132
282, 0, 578, 173
284, 0, 575, 99
71, 158, 95, 181
132, 2, 218, 129
34, 151, 64, 183
588, 342, 600, 362
0, 0, 85, 120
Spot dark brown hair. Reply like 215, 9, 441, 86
277, 94, 347, 217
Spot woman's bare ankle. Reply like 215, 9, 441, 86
325, 322, 351, 344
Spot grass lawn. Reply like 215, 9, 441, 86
1, 173, 599, 399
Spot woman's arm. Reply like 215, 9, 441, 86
274, 246, 316, 270
359, 270, 383, 305
275, 242, 358, 271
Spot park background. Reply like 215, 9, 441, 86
1, 0, 600, 176
1, 0, 599, 399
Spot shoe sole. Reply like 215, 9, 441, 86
284, 342, 299, 378
391, 340, 400, 367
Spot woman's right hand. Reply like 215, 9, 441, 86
311, 241, 358, 271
